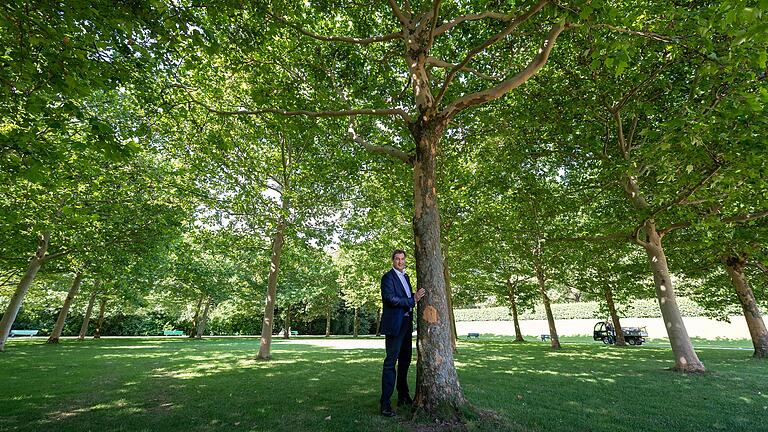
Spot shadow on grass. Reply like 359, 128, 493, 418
0, 337, 766, 432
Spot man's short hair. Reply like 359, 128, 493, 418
391, 249, 406, 260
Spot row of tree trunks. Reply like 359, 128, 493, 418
93, 297, 107, 339
47, 272, 85, 344
603, 285, 626, 346
78, 288, 99, 341
534, 259, 561, 349
724, 255, 768, 358
506, 281, 525, 342
0, 232, 51, 352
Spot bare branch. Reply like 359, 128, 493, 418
658, 209, 768, 237
434, 0, 551, 107
347, 123, 414, 165
647, 164, 722, 225
269, 13, 402, 45
180, 85, 411, 123
551, 232, 632, 243
593, 24, 679, 43
426, 56, 501, 81
440, 20, 566, 118
388, 0, 410, 26
434, 11, 513, 36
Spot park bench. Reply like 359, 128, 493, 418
163, 330, 184, 336
9, 330, 38, 337
467, 332, 480, 339
290, 330, 299, 336
540, 334, 551, 341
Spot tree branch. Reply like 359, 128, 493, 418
180, 85, 411, 123
658, 209, 768, 237
347, 123, 414, 165
647, 163, 722, 227
387, 0, 410, 26
426, 56, 501, 81
440, 20, 566, 118
269, 13, 402, 45
434, 11, 513, 36
434, 0, 551, 108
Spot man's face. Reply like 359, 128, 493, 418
392, 253, 405, 272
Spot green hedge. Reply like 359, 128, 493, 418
454, 298, 736, 321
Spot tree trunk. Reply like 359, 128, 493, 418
506, 281, 525, 342
642, 222, 704, 372
375, 308, 382, 337
443, 254, 458, 353
78, 287, 98, 341
189, 294, 204, 338
325, 305, 332, 337
283, 304, 291, 339
603, 284, 626, 346
47, 272, 84, 344
195, 298, 211, 339
257, 219, 286, 359
412, 121, 467, 414
534, 260, 561, 349
724, 255, 768, 358
352, 307, 359, 338
0, 232, 50, 352
93, 297, 107, 339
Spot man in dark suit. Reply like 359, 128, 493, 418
379, 249, 425, 417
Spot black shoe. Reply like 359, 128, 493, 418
380, 404, 396, 417
397, 396, 413, 407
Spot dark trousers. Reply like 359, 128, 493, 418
380, 315, 413, 405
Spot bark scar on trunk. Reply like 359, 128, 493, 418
423, 305, 438, 323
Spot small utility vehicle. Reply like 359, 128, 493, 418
593, 321, 647, 345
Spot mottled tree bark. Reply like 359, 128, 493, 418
93, 297, 107, 339
195, 298, 211, 338
257, 219, 286, 359
642, 221, 704, 372
189, 294, 204, 338
603, 285, 626, 346
352, 307, 359, 338
47, 272, 84, 344
78, 287, 98, 341
724, 255, 768, 358
325, 305, 332, 337
534, 260, 560, 349
412, 119, 466, 414
0, 232, 50, 351
506, 281, 525, 342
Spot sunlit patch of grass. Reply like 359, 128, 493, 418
0, 337, 765, 432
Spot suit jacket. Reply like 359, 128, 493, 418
379, 268, 415, 336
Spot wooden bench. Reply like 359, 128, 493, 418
540, 334, 551, 341
290, 330, 299, 336
467, 333, 480, 339
163, 330, 184, 336
10, 330, 38, 337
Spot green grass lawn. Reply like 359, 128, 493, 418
0, 337, 765, 432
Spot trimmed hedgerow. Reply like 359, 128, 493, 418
454, 298, 724, 321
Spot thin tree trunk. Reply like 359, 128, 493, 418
604, 284, 626, 346
47, 272, 84, 344
724, 255, 768, 358
375, 307, 382, 337
195, 298, 211, 339
443, 254, 458, 353
507, 281, 525, 342
0, 232, 50, 351
325, 305, 332, 337
534, 260, 561, 349
257, 220, 286, 359
412, 121, 466, 414
352, 307, 359, 338
189, 294, 204, 338
93, 297, 107, 339
283, 304, 291, 339
78, 287, 98, 341
642, 221, 704, 372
